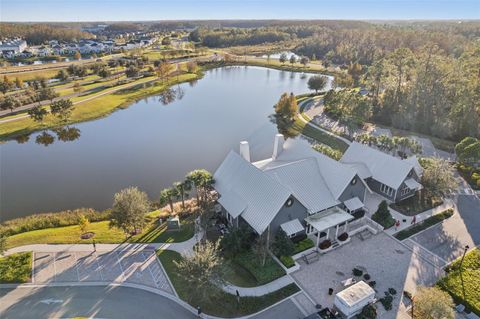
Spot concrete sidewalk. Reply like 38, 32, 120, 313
221, 274, 294, 297
4, 230, 203, 257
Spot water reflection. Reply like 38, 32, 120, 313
14, 134, 30, 144
159, 88, 177, 105
33, 126, 81, 146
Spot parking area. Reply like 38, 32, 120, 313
291, 232, 442, 319
33, 249, 174, 295
409, 195, 480, 263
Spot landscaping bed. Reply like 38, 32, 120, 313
234, 251, 285, 285
157, 249, 299, 317
394, 209, 454, 241
437, 248, 480, 315
457, 164, 480, 190
390, 190, 443, 216
0, 252, 32, 283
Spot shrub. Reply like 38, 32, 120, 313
319, 239, 331, 250
388, 288, 397, 295
338, 232, 349, 241
294, 238, 314, 254
0, 208, 111, 237
279, 255, 295, 268
372, 201, 395, 229
358, 304, 377, 319
271, 230, 295, 257
353, 268, 363, 276
369, 281, 376, 288
380, 295, 393, 311
364, 273, 371, 280
352, 210, 365, 220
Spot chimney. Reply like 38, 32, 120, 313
239, 141, 251, 162
272, 134, 285, 160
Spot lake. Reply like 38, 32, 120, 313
0, 66, 332, 221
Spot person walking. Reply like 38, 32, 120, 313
197, 306, 202, 318
411, 215, 416, 225
92, 239, 96, 252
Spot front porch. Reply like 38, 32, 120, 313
305, 206, 354, 252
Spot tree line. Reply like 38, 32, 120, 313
0, 23, 93, 45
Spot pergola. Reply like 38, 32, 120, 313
305, 206, 354, 248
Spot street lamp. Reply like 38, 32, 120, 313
460, 245, 470, 302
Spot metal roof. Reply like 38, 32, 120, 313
214, 151, 291, 234
404, 178, 423, 190
305, 206, 354, 232
341, 142, 415, 189
217, 190, 246, 218
262, 158, 339, 213
280, 219, 304, 236
343, 197, 364, 211
404, 156, 424, 177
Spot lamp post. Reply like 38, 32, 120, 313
460, 245, 470, 302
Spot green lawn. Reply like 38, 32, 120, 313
0, 72, 199, 140
390, 191, 444, 216
5, 218, 194, 249
438, 248, 480, 315
288, 115, 349, 153
157, 250, 299, 317
0, 252, 32, 283
394, 209, 454, 241
233, 251, 285, 285
222, 261, 258, 287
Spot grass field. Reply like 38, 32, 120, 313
288, 114, 349, 153
438, 248, 480, 315
5, 218, 194, 249
157, 250, 299, 317
3, 68, 65, 82
0, 72, 199, 139
0, 252, 32, 283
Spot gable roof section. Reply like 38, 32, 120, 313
214, 151, 292, 234
341, 142, 415, 189
262, 158, 339, 213
404, 156, 423, 177
264, 139, 358, 200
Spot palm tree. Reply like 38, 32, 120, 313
174, 180, 191, 210
185, 169, 214, 209
160, 187, 178, 213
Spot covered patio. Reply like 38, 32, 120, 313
305, 206, 354, 248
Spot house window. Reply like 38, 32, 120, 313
351, 177, 357, 185
285, 198, 294, 207
401, 187, 410, 196
380, 183, 394, 197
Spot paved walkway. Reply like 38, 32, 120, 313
385, 198, 455, 236
221, 275, 294, 297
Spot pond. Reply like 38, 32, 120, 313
0, 66, 332, 221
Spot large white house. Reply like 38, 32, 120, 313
0, 39, 28, 57
213, 135, 423, 245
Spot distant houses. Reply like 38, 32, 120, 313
0, 39, 28, 57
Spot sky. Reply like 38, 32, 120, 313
1, 0, 479, 22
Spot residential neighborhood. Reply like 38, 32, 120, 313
0, 2, 479, 319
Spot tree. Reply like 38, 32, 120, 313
173, 240, 224, 304
37, 87, 58, 103
156, 62, 174, 83
1, 96, 20, 112
371, 200, 395, 229
125, 66, 140, 78
159, 187, 178, 213
219, 227, 252, 258
15, 77, 23, 89
74, 51, 81, 60
0, 234, 6, 255
307, 75, 328, 93
289, 55, 297, 65
347, 62, 363, 86
50, 99, 74, 122
110, 187, 150, 236
271, 229, 295, 257
422, 158, 458, 197
78, 214, 90, 234
185, 169, 214, 209
279, 52, 287, 65
57, 69, 69, 81
252, 232, 269, 267
413, 287, 455, 319
300, 56, 309, 68
174, 181, 191, 210
73, 82, 83, 93
455, 137, 480, 165
27, 106, 48, 122
98, 68, 111, 79
186, 61, 198, 73
274, 92, 298, 122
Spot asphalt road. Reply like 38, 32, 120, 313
0, 286, 195, 319
251, 299, 304, 319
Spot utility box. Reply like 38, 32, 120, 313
167, 216, 181, 230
